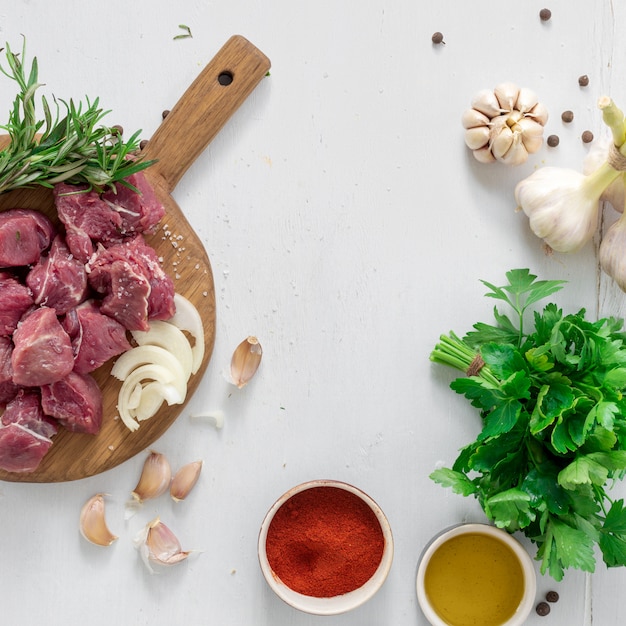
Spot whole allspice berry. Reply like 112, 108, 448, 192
539, 8, 552, 21
579, 74, 590, 87
547, 135, 560, 147
431, 31, 445, 44
546, 590, 560, 603
561, 110, 574, 123
536, 601, 551, 616
582, 130, 594, 143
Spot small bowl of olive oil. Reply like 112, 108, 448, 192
416, 523, 536, 626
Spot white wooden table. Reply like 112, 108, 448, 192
1, 1, 625, 623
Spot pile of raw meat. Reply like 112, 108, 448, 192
0, 172, 175, 473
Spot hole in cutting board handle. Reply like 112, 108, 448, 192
218, 71, 234, 86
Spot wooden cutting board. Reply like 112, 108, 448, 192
0, 35, 271, 482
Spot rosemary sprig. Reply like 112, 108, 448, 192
0, 39, 155, 194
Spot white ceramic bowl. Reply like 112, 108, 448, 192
416, 523, 536, 626
258, 479, 394, 615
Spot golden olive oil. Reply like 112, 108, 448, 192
424, 532, 525, 626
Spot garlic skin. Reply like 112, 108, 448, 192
131, 450, 172, 503
170, 460, 203, 502
583, 138, 626, 212
230, 336, 262, 388
515, 162, 621, 252
134, 517, 191, 573
79, 494, 118, 547
599, 213, 626, 291
463, 82, 548, 165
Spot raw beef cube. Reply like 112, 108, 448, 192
26, 235, 88, 315
54, 183, 125, 262
63, 300, 131, 373
102, 171, 165, 235
0, 208, 55, 267
40, 371, 103, 435
11, 307, 74, 386
0, 335, 18, 404
0, 271, 34, 336
0, 389, 58, 473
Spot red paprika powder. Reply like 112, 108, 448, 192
265, 485, 385, 597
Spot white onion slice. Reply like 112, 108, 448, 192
131, 381, 183, 422
131, 321, 194, 380
168, 293, 205, 374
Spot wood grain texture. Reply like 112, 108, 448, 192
0, 35, 271, 483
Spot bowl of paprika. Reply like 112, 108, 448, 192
258, 479, 394, 615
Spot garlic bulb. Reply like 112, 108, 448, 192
134, 517, 191, 573
599, 212, 626, 291
515, 162, 621, 252
462, 82, 548, 165
79, 494, 118, 547
583, 138, 626, 212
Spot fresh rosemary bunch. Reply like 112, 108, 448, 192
0, 39, 154, 193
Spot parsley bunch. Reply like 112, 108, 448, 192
430, 268, 626, 581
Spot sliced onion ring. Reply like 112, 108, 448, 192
168, 293, 205, 375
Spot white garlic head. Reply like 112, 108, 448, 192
462, 82, 548, 165
599, 214, 626, 291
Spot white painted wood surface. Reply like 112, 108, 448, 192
0, 0, 624, 623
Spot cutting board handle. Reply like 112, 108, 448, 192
142, 35, 271, 192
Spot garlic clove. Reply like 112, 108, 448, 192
79, 494, 118, 547
472, 146, 496, 163
490, 125, 515, 161
599, 214, 626, 290
471, 89, 502, 118
526, 101, 549, 126
515, 87, 539, 114
131, 450, 172, 503
464, 126, 490, 150
500, 133, 529, 166
461, 108, 490, 129
494, 82, 520, 112
170, 460, 203, 502
230, 336, 263, 388
135, 517, 191, 573
517, 118, 545, 154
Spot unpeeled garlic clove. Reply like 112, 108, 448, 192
471, 146, 497, 163
494, 82, 520, 112
464, 126, 490, 150
170, 460, 203, 502
517, 118, 545, 153
471, 89, 502, 118
131, 450, 172, 503
135, 517, 191, 573
490, 125, 514, 161
79, 494, 118, 547
526, 101, 549, 126
515, 87, 539, 114
461, 108, 490, 129
230, 336, 263, 388
500, 133, 529, 166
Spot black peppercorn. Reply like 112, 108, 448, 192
539, 8, 552, 21
579, 74, 589, 87
536, 601, 551, 616
139, 139, 149, 150
582, 130, 594, 143
431, 32, 444, 44
162, 110, 170, 119
561, 110, 574, 123
547, 135, 560, 147
546, 590, 560, 603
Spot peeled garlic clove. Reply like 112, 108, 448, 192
80, 494, 118, 547
230, 336, 262, 388
526, 101, 549, 126
491, 125, 515, 161
464, 126, 490, 150
515, 87, 539, 114
135, 517, 191, 573
494, 82, 520, 112
170, 460, 203, 502
461, 108, 490, 129
471, 89, 502, 118
517, 118, 545, 154
131, 450, 172, 503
